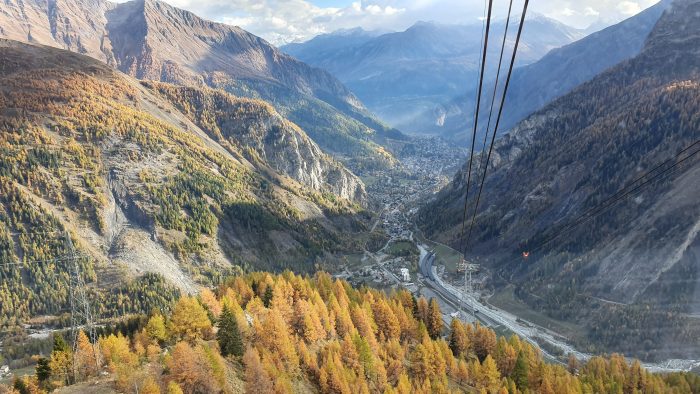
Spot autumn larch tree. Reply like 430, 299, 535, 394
170, 296, 212, 342
426, 298, 443, 339
74, 330, 99, 382
243, 347, 274, 394
448, 319, 470, 358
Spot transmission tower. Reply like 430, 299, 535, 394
459, 257, 479, 320
64, 231, 101, 373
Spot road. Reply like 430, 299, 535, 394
416, 244, 700, 373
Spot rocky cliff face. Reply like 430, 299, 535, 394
146, 83, 367, 203
0, 0, 400, 170
419, 0, 700, 360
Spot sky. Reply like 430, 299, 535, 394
161, 0, 661, 45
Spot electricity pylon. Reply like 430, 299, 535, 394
64, 231, 101, 373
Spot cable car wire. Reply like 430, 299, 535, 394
522, 142, 700, 256
458, 0, 494, 259
480, 0, 514, 172
465, 0, 530, 249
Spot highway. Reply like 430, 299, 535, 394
416, 244, 700, 372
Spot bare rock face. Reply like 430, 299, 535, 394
0, 0, 359, 105
146, 83, 367, 203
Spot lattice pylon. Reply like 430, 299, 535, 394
64, 231, 101, 376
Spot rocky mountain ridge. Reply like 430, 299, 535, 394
282, 14, 584, 132
0, 0, 400, 169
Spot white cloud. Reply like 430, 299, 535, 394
617, 1, 643, 15
583, 7, 600, 17
159, 0, 661, 45
561, 7, 576, 17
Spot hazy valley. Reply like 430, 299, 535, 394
0, 0, 699, 392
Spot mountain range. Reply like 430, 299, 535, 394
428, 0, 672, 142
0, 0, 402, 171
419, 0, 700, 360
282, 14, 585, 133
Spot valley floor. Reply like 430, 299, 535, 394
344, 136, 700, 373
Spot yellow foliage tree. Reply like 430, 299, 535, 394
243, 347, 274, 394
167, 341, 217, 394
74, 330, 99, 382
199, 287, 222, 318
145, 314, 168, 343
170, 297, 212, 342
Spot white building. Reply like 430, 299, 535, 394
400, 268, 410, 282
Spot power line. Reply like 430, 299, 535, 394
550, 140, 700, 231
490, 145, 700, 290
522, 143, 700, 256
0, 254, 91, 268
465, 0, 530, 249
459, 0, 491, 322
480, 0, 514, 172
458, 0, 494, 258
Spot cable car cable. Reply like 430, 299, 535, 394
458, 0, 494, 258
465, 0, 530, 249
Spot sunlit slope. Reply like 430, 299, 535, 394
0, 39, 369, 323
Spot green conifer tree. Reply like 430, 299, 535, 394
512, 351, 529, 390
217, 304, 244, 357
263, 286, 274, 308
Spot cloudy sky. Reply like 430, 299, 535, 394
162, 0, 661, 45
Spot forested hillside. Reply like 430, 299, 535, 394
5, 272, 700, 393
419, 0, 700, 360
0, 0, 401, 171
0, 39, 372, 326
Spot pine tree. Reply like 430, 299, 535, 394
512, 351, 529, 390
35, 357, 51, 383
53, 333, 70, 353
262, 285, 273, 308
217, 304, 243, 357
